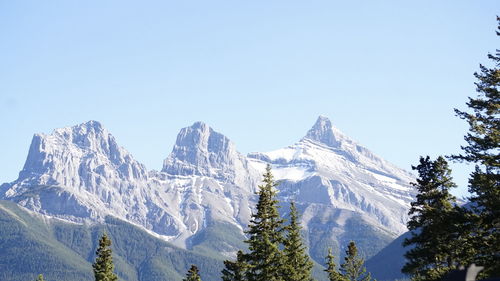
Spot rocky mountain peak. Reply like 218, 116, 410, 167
17, 121, 147, 188
303, 115, 353, 148
162, 122, 253, 183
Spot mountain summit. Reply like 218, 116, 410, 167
162, 122, 253, 184
303, 115, 352, 148
12, 120, 147, 194
248, 116, 415, 235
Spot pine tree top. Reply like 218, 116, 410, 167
340, 241, 371, 281
93, 233, 118, 281
183, 265, 202, 281
283, 201, 314, 281
244, 165, 286, 281
325, 248, 346, 281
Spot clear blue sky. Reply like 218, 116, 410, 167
1, 1, 498, 198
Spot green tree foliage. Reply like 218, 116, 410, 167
221, 250, 248, 281
183, 265, 202, 281
92, 233, 118, 281
282, 201, 314, 281
340, 241, 371, 281
35, 274, 45, 281
244, 164, 285, 281
402, 156, 466, 280
452, 16, 500, 277
325, 248, 347, 281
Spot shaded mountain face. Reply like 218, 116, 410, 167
1, 116, 416, 262
0, 200, 226, 281
366, 231, 412, 281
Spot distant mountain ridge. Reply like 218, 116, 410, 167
0, 116, 416, 267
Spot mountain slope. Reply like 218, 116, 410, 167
366, 231, 412, 281
0, 200, 224, 281
1, 116, 416, 267
248, 116, 415, 235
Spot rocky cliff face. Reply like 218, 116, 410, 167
1, 117, 416, 256
162, 121, 260, 188
15, 120, 147, 190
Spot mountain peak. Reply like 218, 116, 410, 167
81, 120, 104, 132
167, 121, 222, 154
304, 116, 351, 148
50, 120, 108, 149
54, 120, 104, 135
162, 122, 246, 182
190, 121, 208, 129
17, 120, 147, 187
310, 115, 333, 132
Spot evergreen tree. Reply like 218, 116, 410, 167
35, 274, 45, 281
325, 248, 346, 281
244, 164, 285, 281
340, 241, 371, 281
184, 265, 202, 281
221, 250, 248, 281
452, 16, 500, 277
402, 156, 465, 281
282, 201, 314, 281
92, 233, 118, 281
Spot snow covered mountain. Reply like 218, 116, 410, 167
0, 116, 416, 259
249, 116, 415, 234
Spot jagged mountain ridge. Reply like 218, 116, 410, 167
1, 116, 416, 258
248, 116, 415, 234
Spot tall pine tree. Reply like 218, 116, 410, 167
221, 250, 248, 281
183, 265, 202, 281
325, 248, 346, 281
92, 233, 118, 281
340, 241, 371, 281
282, 201, 314, 281
452, 16, 500, 278
245, 164, 285, 281
402, 156, 463, 281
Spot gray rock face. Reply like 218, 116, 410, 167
2, 121, 166, 231
162, 122, 259, 187
9, 121, 147, 196
1, 117, 416, 256
305, 115, 347, 148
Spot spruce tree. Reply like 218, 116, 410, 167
245, 164, 285, 281
282, 201, 314, 281
183, 265, 202, 281
452, 16, 500, 277
325, 248, 346, 281
221, 250, 248, 281
92, 233, 118, 281
402, 156, 463, 281
340, 241, 371, 281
